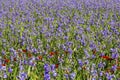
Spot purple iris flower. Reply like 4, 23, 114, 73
18, 72, 27, 80
111, 65, 117, 71
111, 53, 119, 59
3, 73, 7, 78
0, 32, 2, 37
98, 62, 104, 68
52, 70, 57, 77
51, 64, 55, 71
99, 71, 103, 76
99, 53, 105, 57
8, 67, 13, 73
70, 73, 76, 79
64, 74, 69, 79
44, 64, 51, 80
78, 59, 83, 67
44, 72, 51, 80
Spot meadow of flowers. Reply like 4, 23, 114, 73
0, 0, 120, 80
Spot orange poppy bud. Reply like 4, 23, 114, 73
55, 51, 58, 55
28, 53, 32, 58
16, 50, 18, 52
92, 49, 96, 55
64, 50, 68, 54
18, 53, 22, 57
3, 56, 6, 59
117, 66, 120, 70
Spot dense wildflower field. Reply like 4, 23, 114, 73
0, 0, 120, 80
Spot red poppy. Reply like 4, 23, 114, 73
101, 56, 113, 60
2, 64, 6, 66
22, 49, 27, 53
5, 59, 10, 63
107, 58, 114, 61
49, 52, 55, 56
55, 64, 59, 68
38, 55, 42, 60
13, 57, 17, 61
